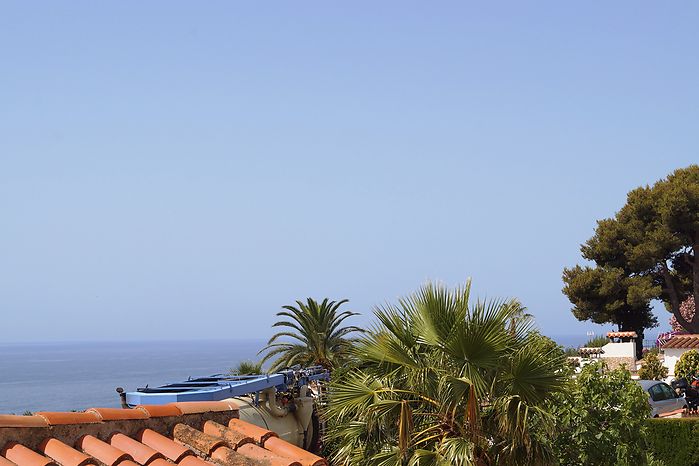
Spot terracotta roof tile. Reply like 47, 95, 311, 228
227, 419, 277, 444
86, 408, 149, 421
169, 402, 237, 415
115, 461, 140, 466
208, 446, 252, 466
263, 437, 327, 466
134, 405, 182, 418
138, 429, 192, 463
661, 335, 699, 349
108, 434, 163, 465
0, 416, 48, 428
0, 403, 326, 466
2, 443, 56, 466
39, 438, 93, 466
35, 412, 101, 426
236, 444, 300, 466
147, 459, 172, 466
607, 331, 637, 338
173, 424, 225, 456
202, 422, 252, 450
177, 456, 214, 466
76, 436, 131, 466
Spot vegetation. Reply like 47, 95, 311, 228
230, 360, 263, 375
583, 335, 609, 348
638, 352, 669, 381
324, 281, 567, 466
674, 349, 699, 380
647, 418, 699, 466
550, 362, 651, 466
260, 298, 362, 371
563, 165, 699, 355
671, 296, 696, 332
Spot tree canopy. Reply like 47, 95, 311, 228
259, 298, 363, 371
324, 281, 567, 466
563, 165, 699, 346
550, 362, 651, 465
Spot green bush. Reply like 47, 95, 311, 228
675, 349, 699, 379
647, 418, 699, 466
639, 351, 669, 380
550, 362, 651, 466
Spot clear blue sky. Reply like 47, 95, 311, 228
1, 2, 697, 342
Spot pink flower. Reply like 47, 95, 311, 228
670, 296, 696, 332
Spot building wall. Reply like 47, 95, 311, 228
664, 348, 685, 376
600, 342, 635, 359
604, 357, 636, 371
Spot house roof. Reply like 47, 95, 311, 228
0, 401, 326, 466
578, 347, 605, 355
606, 331, 637, 339
661, 334, 699, 349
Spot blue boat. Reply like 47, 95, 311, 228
122, 365, 330, 407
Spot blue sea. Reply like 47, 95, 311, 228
0, 335, 588, 414
0, 339, 266, 414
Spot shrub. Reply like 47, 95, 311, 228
639, 351, 669, 380
675, 349, 699, 380
646, 418, 699, 466
550, 362, 651, 466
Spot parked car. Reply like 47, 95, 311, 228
637, 379, 687, 417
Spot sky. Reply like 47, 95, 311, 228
1, 2, 697, 343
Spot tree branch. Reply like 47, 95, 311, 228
660, 262, 692, 331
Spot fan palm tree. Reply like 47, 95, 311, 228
230, 360, 264, 375
324, 281, 567, 466
259, 298, 363, 371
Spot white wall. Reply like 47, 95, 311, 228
600, 342, 635, 359
664, 348, 685, 376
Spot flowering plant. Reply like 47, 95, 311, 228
670, 296, 696, 332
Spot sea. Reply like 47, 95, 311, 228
0, 339, 266, 414
0, 335, 588, 414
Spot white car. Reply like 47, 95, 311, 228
637, 380, 687, 417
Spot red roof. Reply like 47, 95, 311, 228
606, 331, 637, 339
661, 334, 699, 349
0, 401, 326, 466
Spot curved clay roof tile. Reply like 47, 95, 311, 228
39, 439, 93, 466
138, 430, 192, 463
77, 436, 131, 466
227, 419, 278, 444
172, 424, 225, 456
236, 444, 301, 466
109, 434, 163, 465
264, 437, 328, 466
2, 443, 56, 466
202, 421, 254, 450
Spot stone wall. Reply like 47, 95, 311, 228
603, 356, 636, 371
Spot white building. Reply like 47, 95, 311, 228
601, 331, 637, 371
661, 334, 699, 376
577, 331, 638, 372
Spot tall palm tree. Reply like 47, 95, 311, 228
324, 281, 567, 466
259, 298, 363, 371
